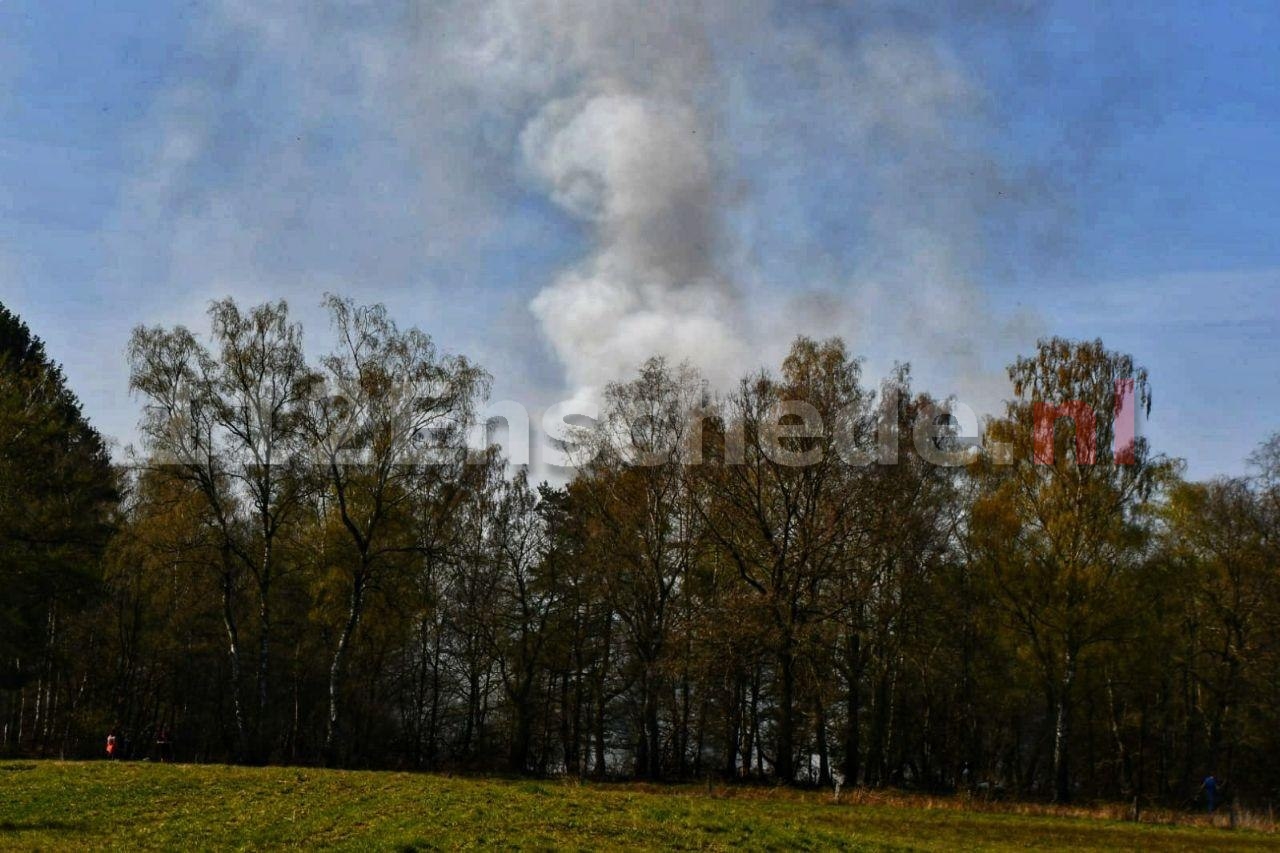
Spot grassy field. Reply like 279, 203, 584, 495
0, 761, 1273, 851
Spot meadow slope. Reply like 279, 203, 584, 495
0, 762, 1272, 851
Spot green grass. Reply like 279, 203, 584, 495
0, 761, 1272, 851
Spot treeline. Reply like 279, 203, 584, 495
1, 297, 1278, 810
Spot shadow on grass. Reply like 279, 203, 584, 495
0, 819, 90, 833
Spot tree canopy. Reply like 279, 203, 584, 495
3, 299, 1279, 815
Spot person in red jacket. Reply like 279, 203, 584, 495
106, 730, 118, 760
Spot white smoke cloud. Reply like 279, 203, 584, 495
521, 87, 746, 397
107, 0, 1079, 431
483, 3, 1050, 411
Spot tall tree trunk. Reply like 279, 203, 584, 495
842, 633, 862, 785
427, 629, 443, 769
558, 673, 576, 776
678, 674, 692, 778
815, 694, 832, 787
592, 613, 613, 778
593, 700, 608, 778
324, 569, 367, 764
644, 666, 662, 780
509, 710, 532, 774
749, 664, 763, 776
1106, 671, 1133, 796
1053, 648, 1076, 803
220, 563, 248, 762
868, 668, 890, 787
724, 673, 742, 778
776, 641, 796, 783
509, 680, 534, 774
255, 595, 271, 763
254, 535, 273, 763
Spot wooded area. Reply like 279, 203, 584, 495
2, 297, 1277, 811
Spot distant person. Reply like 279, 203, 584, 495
1201, 772, 1218, 813
156, 727, 173, 763
106, 731, 117, 760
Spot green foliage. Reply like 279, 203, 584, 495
0, 302, 116, 688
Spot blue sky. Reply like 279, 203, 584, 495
1, 0, 1277, 478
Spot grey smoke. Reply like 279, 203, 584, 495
117, 0, 1101, 421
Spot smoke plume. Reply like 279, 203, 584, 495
119, 0, 1088, 418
